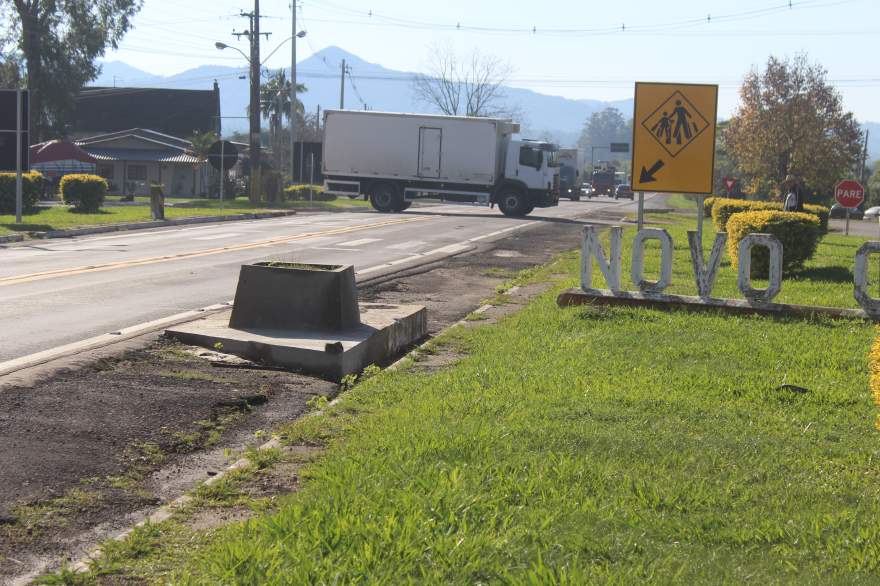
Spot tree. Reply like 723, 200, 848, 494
725, 54, 863, 203
578, 108, 631, 168
2, 0, 143, 140
260, 69, 306, 168
412, 45, 516, 118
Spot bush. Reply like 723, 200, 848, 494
703, 196, 717, 216
803, 203, 830, 235
0, 171, 43, 214
726, 210, 821, 276
283, 184, 335, 202
60, 174, 107, 212
712, 198, 781, 231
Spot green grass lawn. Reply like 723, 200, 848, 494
43, 216, 880, 583
0, 197, 371, 236
104, 195, 371, 211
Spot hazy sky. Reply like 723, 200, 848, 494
103, 0, 880, 120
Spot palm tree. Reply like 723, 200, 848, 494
188, 130, 218, 197
261, 70, 306, 168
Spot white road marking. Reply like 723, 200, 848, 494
387, 240, 425, 250
192, 233, 243, 241
337, 237, 382, 247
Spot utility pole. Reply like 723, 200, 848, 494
316, 105, 320, 132
289, 0, 297, 184
339, 59, 346, 109
233, 1, 270, 203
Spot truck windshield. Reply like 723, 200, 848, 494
519, 147, 543, 169
546, 149, 559, 167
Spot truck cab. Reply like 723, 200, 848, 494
494, 139, 559, 216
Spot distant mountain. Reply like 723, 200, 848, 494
94, 47, 636, 144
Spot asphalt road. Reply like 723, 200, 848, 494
0, 197, 654, 364
829, 217, 880, 238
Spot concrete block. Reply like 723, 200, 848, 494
166, 303, 427, 381
229, 262, 361, 332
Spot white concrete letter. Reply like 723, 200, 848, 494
631, 228, 673, 293
854, 241, 880, 315
581, 225, 622, 292
688, 231, 727, 298
737, 234, 782, 302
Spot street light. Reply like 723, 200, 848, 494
215, 42, 250, 63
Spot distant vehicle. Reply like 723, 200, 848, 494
591, 169, 616, 196
864, 206, 880, 220
581, 183, 593, 197
557, 148, 584, 201
830, 203, 863, 219
322, 110, 560, 217
614, 184, 634, 200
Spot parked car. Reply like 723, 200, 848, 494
830, 203, 864, 219
614, 184, 634, 200
864, 206, 880, 220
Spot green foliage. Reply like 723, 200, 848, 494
60, 174, 107, 212
283, 184, 335, 201
803, 203, 830, 234
7, 0, 143, 139
702, 196, 717, 216
171, 251, 877, 583
578, 107, 632, 166
711, 198, 780, 231
725, 54, 863, 202
726, 210, 822, 275
0, 171, 43, 214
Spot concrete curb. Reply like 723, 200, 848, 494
28, 210, 298, 240
0, 234, 25, 244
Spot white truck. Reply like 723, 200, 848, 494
321, 110, 560, 217
558, 148, 584, 201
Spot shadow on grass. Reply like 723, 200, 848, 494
0, 222, 53, 232
791, 265, 854, 283
68, 208, 113, 215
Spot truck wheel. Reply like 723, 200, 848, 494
369, 182, 399, 212
392, 200, 412, 212
498, 190, 529, 217
570, 194, 581, 202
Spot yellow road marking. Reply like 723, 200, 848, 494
0, 216, 429, 287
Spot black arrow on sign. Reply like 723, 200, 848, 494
639, 159, 665, 183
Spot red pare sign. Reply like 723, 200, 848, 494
835, 179, 864, 209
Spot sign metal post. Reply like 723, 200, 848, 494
696, 194, 705, 246
637, 192, 644, 231
219, 139, 225, 210
15, 89, 22, 224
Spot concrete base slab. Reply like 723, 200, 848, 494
165, 303, 427, 381
557, 288, 873, 321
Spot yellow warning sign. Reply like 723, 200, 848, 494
631, 82, 718, 194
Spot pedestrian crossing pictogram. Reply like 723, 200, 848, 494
631, 82, 717, 194
640, 90, 710, 158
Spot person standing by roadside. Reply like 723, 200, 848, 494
782, 174, 804, 212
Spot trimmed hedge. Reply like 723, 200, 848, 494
803, 203, 830, 235
0, 171, 43, 214
283, 184, 336, 202
702, 196, 717, 217
726, 210, 821, 276
60, 174, 107, 212
712, 199, 781, 231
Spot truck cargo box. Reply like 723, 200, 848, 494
322, 110, 519, 187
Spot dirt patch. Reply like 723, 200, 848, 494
0, 215, 588, 583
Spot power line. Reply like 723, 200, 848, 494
306, 0, 858, 36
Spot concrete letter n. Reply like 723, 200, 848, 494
688, 231, 727, 298
581, 225, 622, 292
